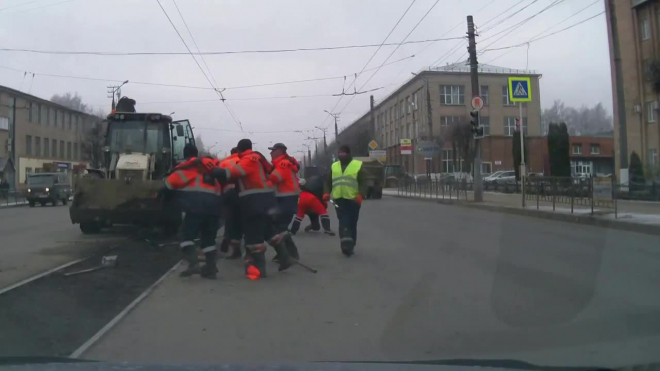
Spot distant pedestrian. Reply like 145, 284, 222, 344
324, 145, 364, 256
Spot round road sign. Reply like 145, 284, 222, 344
471, 96, 484, 110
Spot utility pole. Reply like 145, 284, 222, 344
325, 111, 340, 146
606, 0, 629, 180
315, 126, 329, 152
468, 15, 483, 202
107, 80, 129, 112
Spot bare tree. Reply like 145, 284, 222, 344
542, 100, 613, 136
446, 119, 475, 175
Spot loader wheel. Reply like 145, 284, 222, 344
62, 197, 68, 205
29, 201, 35, 207
80, 221, 101, 234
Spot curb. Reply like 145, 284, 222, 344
386, 194, 660, 237
0, 202, 28, 210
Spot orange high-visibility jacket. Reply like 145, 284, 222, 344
219, 153, 240, 193
220, 149, 276, 217
269, 154, 300, 198
165, 157, 223, 215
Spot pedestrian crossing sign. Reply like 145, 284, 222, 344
508, 77, 532, 102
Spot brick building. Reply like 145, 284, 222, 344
605, 0, 660, 180
0, 86, 102, 190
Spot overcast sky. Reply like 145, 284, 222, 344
0, 0, 611, 158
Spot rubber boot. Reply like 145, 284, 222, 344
321, 217, 335, 236
284, 234, 300, 260
201, 251, 218, 279
179, 246, 201, 277
245, 251, 267, 279
339, 227, 354, 257
304, 225, 314, 233
270, 239, 293, 271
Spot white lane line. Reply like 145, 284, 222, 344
0, 257, 91, 296
70, 260, 183, 359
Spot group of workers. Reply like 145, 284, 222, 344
164, 138, 365, 281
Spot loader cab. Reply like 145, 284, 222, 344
103, 113, 195, 179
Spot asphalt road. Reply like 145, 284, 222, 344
84, 196, 660, 368
0, 204, 124, 290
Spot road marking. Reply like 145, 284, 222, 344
70, 260, 183, 359
0, 257, 90, 296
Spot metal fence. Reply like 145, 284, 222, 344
522, 176, 616, 215
397, 178, 473, 201
0, 191, 27, 207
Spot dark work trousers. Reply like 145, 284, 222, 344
307, 213, 321, 231
274, 196, 298, 233
334, 198, 361, 244
181, 213, 221, 253
223, 204, 243, 242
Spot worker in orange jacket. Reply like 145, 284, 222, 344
165, 144, 223, 279
268, 143, 301, 262
218, 147, 243, 260
290, 180, 335, 236
209, 139, 293, 280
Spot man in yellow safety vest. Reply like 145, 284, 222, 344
323, 145, 365, 257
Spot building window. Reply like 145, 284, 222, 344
412, 91, 419, 110
440, 85, 465, 105
51, 108, 56, 127
647, 100, 657, 123
74, 143, 79, 160
66, 142, 71, 160
399, 100, 405, 118
649, 149, 658, 166
504, 117, 527, 136
41, 106, 47, 125
480, 85, 489, 106
58, 111, 64, 128
502, 86, 517, 106
60, 141, 65, 159
44, 138, 50, 158
406, 96, 412, 114
572, 160, 592, 175
28, 102, 33, 122
26, 135, 32, 156
590, 144, 601, 155
0, 116, 8, 131
572, 143, 583, 155
52, 139, 57, 157
480, 116, 490, 135
442, 149, 454, 173
641, 17, 651, 41
389, 107, 394, 123
66, 112, 71, 130
440, 116, 461, 128
35, 137, 41, 157
481, 162, 492, 174
643, 59, 653, 81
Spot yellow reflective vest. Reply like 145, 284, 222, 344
331, 160, 362, 200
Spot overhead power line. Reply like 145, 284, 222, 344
155, 0, 243, 130
0, 37, 464, 57
337, 0, 442, 118
482, 11, 605, 54
0, 54, 415, 94
477, 0, 527, 31
319, 0, 418, 129
0, 0, 75, 16
478, 0, 540, 35
480, 0, 566, 46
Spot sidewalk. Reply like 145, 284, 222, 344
383, 188, 660, 235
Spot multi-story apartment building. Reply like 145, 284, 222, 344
606, 0, 660, 180
0, 85, 102, 190
338, 63, 542, 175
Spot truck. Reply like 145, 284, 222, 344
353, 157, 384, 199
69, 112, 196, 234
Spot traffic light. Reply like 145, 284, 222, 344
470, 110, 483, 139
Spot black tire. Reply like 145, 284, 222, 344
62, 197, 68, 205
51, 198, 58, 206
40, 201, 47, 207
80, 221, 101, 234
29, 201, 35, 207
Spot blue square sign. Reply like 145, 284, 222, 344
508, 77, 532, 102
